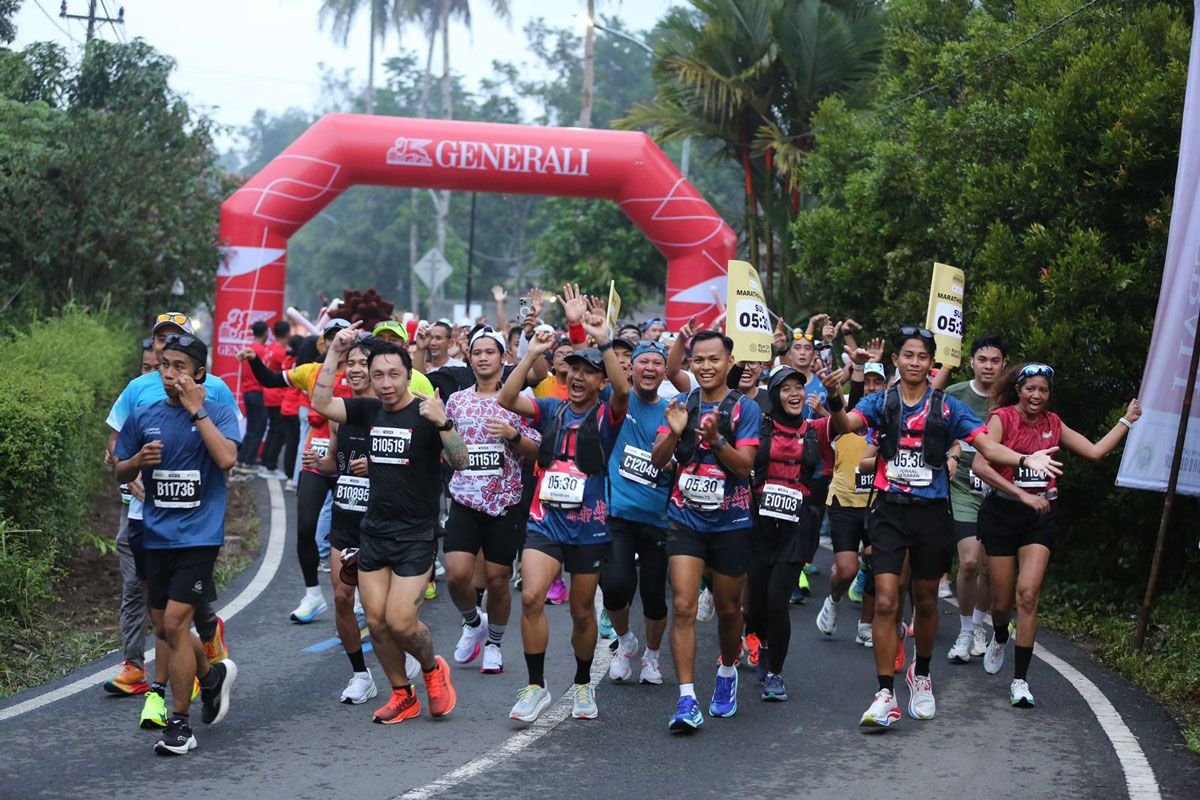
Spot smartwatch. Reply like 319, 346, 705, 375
437, 418, 455, 432
191, 408, 208, 423
507, 430, 522, 445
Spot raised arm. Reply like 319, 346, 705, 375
667, 316, 700, 392
236, 348, 287, 388
498, 330, 553, 419
582, 307, 628, 421
652, 398, 688, 470
491, 285, 508, 327
311, 324, 360, 424
1058, 399, 1141, 461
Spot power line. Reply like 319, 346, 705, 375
98, 0, 127, 44
31, 0, 80, 44
60, 0, 124, 43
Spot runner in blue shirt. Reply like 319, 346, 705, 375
651, 330, 761, 733
114, 334, 241, 756
497, 288, 628, 725
602, 340, 673, 687
825, 325, 1061, 729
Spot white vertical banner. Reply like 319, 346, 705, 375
1116, 1, 1200, 496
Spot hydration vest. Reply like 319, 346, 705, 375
673, 389, 742, 466
876, 386, 949, 470
537, 402, 606, 475
752, 416, 820, 491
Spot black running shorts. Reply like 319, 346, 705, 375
523, 531, 611, 575
827, 499, 870, 554
868, 498, 953, 581
443, 500, 525, 566
666, 523, 750, 577
328, 509, 364, 553
145, 545, 220, 610
977, 495, 1056, 557
358, 531, 437, 578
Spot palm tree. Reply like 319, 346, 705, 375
317, 0, 415, 114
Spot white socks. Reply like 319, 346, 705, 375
717, 663, 737, 679
960, 614, 974, 634
973, 608, 987, 626
680, 683, 696, 699
305, 586, 322, 601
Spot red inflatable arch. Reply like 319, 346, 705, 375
213, 113, 737, 392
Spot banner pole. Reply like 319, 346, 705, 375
1134, 314, 1200, 650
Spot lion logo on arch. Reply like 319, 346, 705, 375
386, 136, 434, 167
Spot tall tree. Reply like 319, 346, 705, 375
578, 0, 596, 127
317, 0, 414, 114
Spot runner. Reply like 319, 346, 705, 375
747, 366, 833, 703
497, 294, 629, 724
233, 320, 270, 474
824, 326, 1061, 727
651, 330, 762, 733
444, 327, 541, 677
113, 334, 239, 755
944, 335, 1007, 663
258, 319, 292, 480
310, 326, 462, 725
971, 364, 1140, 707
602, 340, 673, 686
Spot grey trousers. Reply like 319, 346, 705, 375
115, 504, 149, 667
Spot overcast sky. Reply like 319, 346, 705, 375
13, 0, 678, 145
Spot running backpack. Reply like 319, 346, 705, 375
537, 402, 606, 475
876, 386, 949, 469
673, 389, 742, 466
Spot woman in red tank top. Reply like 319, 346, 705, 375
971, 363, 1141, 709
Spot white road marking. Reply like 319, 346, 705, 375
397, 593, 615, 800
0, 479, 287, 723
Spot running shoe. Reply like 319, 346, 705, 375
744, 632, 761, 667
434, 559, 446, 579
761, 673, 788, 702
1010, 678, 1036, 708
199, 659, 237, 725
341, 671, 378, 705
609, 634, 639, 682
905, 661, 936, 720
894, 623, 908, 674
938, 577, 952, 599
546, 578, 568, 606
696, 587, 715, 622
424, 581, 437, 600
203, 616, 228, 664
453, 613, 489, 665
318, 557, 331, 573
816, 596, 839, 636
971, 626, 990, 657
480, 643, 504, 674
639, 651, 663, 685
855, 622, 874, 648
598, 609, 614, 640
803, 563, 819, 575
153, 717, 197, 756
373, 686, 420, 724
572, 683, 598, 719
424, 655, 457, 717
947, 631, 972, 664
256, 467, 289, 480
709, 668, 738, 718
983, 635, 1007, 675
285, 479, 297, 492
139, 690, 168, 729
668, 695, 703, 733
848, 568, 866, 604
859, 688, 901, 728
290, 593, 328, 624
406, 653, 422, 683
104, 661, 149, 696
510, 684, 552, 723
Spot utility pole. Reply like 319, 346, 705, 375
60, 1, 124, 42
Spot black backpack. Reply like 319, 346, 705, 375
673, 389, 742, 466
876, 386, 949, 469
752, 416, 820, 491
537, 402, 606, 475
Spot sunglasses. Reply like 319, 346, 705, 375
1019, 363, 1055, 382
155, 313, 189, 326
792, 331, 814, 341
141, 337, 154, 349
164, 333, 201, 349
898, 325, 935, 340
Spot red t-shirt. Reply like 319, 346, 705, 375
241, 341, 267, 394
760, 417, 833, 498
263, 341, 287, 407
992, 404, 1061, 493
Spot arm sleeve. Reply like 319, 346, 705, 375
106, 387, 132, 432
248, 356, 288, 389
529, 398, 557, 430
207, 376, 244, 421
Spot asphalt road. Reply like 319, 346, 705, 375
2, 481, 1197, 800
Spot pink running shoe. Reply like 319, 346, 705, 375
546, 578, 568, 605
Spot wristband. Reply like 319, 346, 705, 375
597, 341, 613, 353
568, 322, 586, 345
1019, 455, 1027, 469
712, 436, 727, 451
1119, 417, 1133, 429
826, 390, 845, 412
946, 454, 959, 464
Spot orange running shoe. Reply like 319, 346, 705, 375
102, 661, 149, 696
373, 686, 421, 724
894, 623, 908, 674
203, 616, 228, 664
745, 633, 761, 668
425, 655, 457, 717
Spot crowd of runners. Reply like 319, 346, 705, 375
102, 286, 1142, 755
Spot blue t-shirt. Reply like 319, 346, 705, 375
527, 398, 624, 545
851, 386, 986, 500
664, 392, 762, 531
803, 372, 828, 421
608, 393, 671, 527
115, 400, 242, 549
107, 371, 242, 519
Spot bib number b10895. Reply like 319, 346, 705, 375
334, 475, 370, 512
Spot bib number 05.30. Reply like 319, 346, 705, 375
678, 464, 726, 510
152, 469, 202, 509
538, 460, 586, 509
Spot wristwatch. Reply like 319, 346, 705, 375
191, 408, 208, 423
437, 418, 455, 432
507, 430, 522, 444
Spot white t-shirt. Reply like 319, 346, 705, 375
658, 370, 699, 401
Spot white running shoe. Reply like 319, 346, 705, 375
572, 683, 599, 719
289, 593, 328, 624
983, 636, 1007, 675
947, 631, 972, 663
406, 652, 422, 683
608, 635, 639, 682
697, 588, 715, 623
816, 596, 839, 636
971, 626, 990, 657
938, 577, 952, 599
855, 622, 874, 648
905, 662, 936, 720
510, 684, 553, 723
434, 559, 446, 579
1010, 678, 1036, 708
480, 643, 503, 674
340, 671, 378, 705
639, 651, 663, 685
453, 613, 489, 664
859, 688, 901, 728
285, 479, 297, 492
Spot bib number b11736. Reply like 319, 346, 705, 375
152, 469, 201, 509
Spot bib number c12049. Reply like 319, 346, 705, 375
617, 445, 659, 487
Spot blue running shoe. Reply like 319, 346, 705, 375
710, 668, 738, 718
668, 695, 703, 733
598, 609, 614, 640
761, 673, 788, 702
802, 562, 819, 575
848, 568, 866, 604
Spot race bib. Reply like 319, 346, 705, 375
758, 482, 803, 522
464, 443, 504, 477
334, 474, 370, 512
679, 463, 726, 511
538, 460, 587, 509
617, 445, 659, 487
119, 483, 132, 504
309, 437, 330, 459
968, 468, 986, 495
152, 469, 201, 509
854, 468, 874, 494
886, 446, 932, 487
1014, 463, 1050, 489
371, 427, 413, 465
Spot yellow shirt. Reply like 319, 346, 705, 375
828, 432, 872, 508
